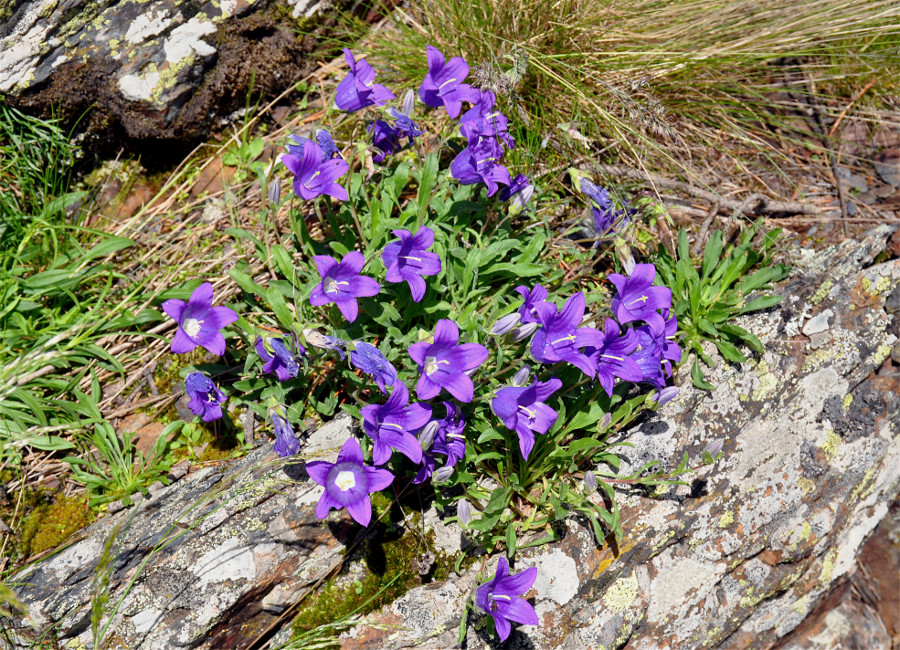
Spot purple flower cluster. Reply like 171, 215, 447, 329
580, 178, 632, 243
335, 49, 395, 113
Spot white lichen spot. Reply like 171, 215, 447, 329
531, 550, 579, 605
192, 537, 255, 587
119, 68, 161, 101
603, 572, 639, 613
164, 17, 217, 63
125, 9, 173, 44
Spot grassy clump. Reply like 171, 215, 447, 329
18, 492, 95, 558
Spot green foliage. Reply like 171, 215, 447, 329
64, 422, 175, 507
654, 223, 790, 389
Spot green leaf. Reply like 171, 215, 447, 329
82, 236, 134, 262
228, 269, 266, 299
270, 245, 295, 281
701, 231, 723, 279
417, 153, 439, 219
266, 286, 295, 330
505, 522, 517, 558
692, 360, 715, 390
568, 437, 605, 454
715, 338, 747, 363
739, 295, 783, 314
564, 401, 606, 432
481, 262, 545, 276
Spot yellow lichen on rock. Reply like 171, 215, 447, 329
603, 572, 639, 613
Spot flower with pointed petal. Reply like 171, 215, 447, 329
608, 263, 673, 331
271, 411, 301, 458
381, 227, 442, 302
287, 130, 342, 161
282, 139, 349, 201
255, 336, 303, 382
361, 382, 431, 465
449, 137, 511, 197
350, 341, 397, 394
491, 378, 562, 459
305, 437, 394, 526
499, 174, 533, 215
460, 90, 514, 148
515, 284, 549, 324
387, 107, 424, 143
309, 252, 381, 323
529, 292, 604, 378
583, 318, 643, 397
185, 372, 226, 422
162, 282, 238, 357
580, 178, 612, 210
369, 119, 400, 163
335, 49, 395, 113
475, 557, 540, 642
408, 319, 488, 402
302, 328, 348, 360
418, 45, 479, 118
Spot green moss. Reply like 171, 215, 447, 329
18, 493, 95, 558
290, 516, 456, 641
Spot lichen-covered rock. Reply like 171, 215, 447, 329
1, 0, 333, 165
4, 414, 354, 649
340, 226, 900, 649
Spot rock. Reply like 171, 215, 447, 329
342, 226, 900, 649
1, 0, 337, 166
5, 227, 899, 650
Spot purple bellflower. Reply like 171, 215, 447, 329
450, 137, 511, 198
413, 402, 467, 484
475, 557, 540, 642
408, 319, 489, 402
309, 252, 381, 323
583, 319, 643, 397
361, 382, 431, 465
608, 263, 673, 331
162, 282, 238, 357
185, 372, 227, 422
580, 178, 612, 210
387, 107, 424, 142
630, 326, 668, 390
491, 377, 562, 460
460, 90, 514, 148
499, 174, 534, 215
335, 49, 395, 113
255, 336, 303, 382
271, 411, 301, 458
287, 130, 342, 161
350, 341, 398, 394
418, 45, 479, 118
305, 437, 394, 526
282, 138, 350, 201
381, 226, 442, 302
369, 120, 400, 163
529, 292, 603, 377
515, 284, 549, 324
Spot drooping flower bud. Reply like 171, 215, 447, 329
600, 412, 612, 430
509, 321, 539, 342
584, 471, 596, 492
511, 365, 531, 387
456, 499, 472, 525
652, 386, 680, 407
490, 313, 521, 336
418, 420, 439, 450
267, 177, 281, 206
703, 438, 724, 459
432, 466, 454, 483
401, 88, 416, 117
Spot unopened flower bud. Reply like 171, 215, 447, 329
616, 238, 635, 275
511, 365, 531, 387
490, 313, 521, 336
600, 412, 612, 430
432, 466, 454, 483
401, 89, 416, 117
267, 178, 281, 205
456, 499, 471, 525
584, 471, 596, 492
418, 421, 439, 450
653, 386, 679, 407
703, 438, 724, 458
509, 322, 539, 342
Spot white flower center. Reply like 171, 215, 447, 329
325, 279, 348, 294
184, 318, 202, 338
335, 470, 356, 492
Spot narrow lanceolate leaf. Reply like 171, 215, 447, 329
701, 231, 723, 279
691, 360, 715, 390
739, 294, 783, 314
715, 338, 747, 364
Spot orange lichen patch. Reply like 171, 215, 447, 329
593, 537, 637, 578
759, 549, 784, 565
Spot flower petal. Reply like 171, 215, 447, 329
433, 319, 460, 346
333, 297, 359, 323
203, 305, 239, 330
314, 255, 338, 279
494, 566, 537, 597
162, 298, 187, 322
305, 460, 331, 486
315, 491, 341, 519
501, 597, 539, 626
442, 372, 474, 403
345, 495, 372, 526
188, 282, 214, 311
336, 437, 364, 465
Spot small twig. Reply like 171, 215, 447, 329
829, 79, 877, 139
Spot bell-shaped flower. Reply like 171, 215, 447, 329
162, 282, 238, 357
282, 138, 349, 201
286, 130, 342, 161
583, 318, 643, 397
361, 382, 431, 465
305, 437, 394, 526
184, 372, 227, 422
309, 252, 381, 323
491, 378, 562, 459
381, 226, 442, 302
499, 174, 534, 216
270, 410, 301, 458
529, 292, 604, 377
608, 263, 673, 331
408, 319, 489, 402
418, 45, 479, 118
350, 341, 398, 394
450, 137, 511, 198
460, 90, 514, 148
475, 557, 540, 642
387, 107, 424, 143
515, 284, 549, 324
580, 178, 612, 210
255, 336, 303, 382
369, 119, 400, 163
335, 48, 395, 112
